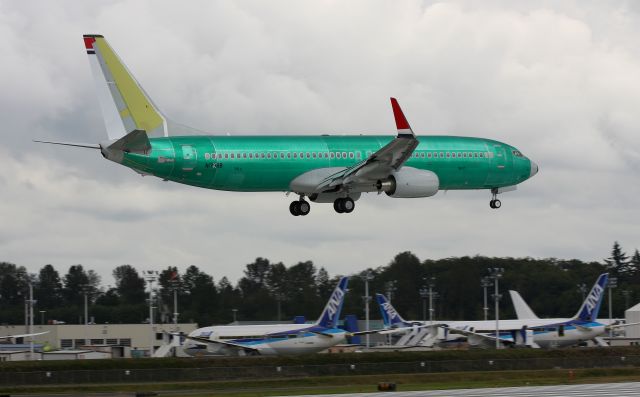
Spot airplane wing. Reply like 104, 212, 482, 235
181, 334, 260, 352
378, 323, 445, 335
448, 328, 515, 347
606, 321, 640, 330
0, 331, 49, 340
312, 98, 419, 193
309, 330, 335, 338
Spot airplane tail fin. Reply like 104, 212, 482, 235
573, 273, 608, 322
375, 293, 409, 327
315, 277, 349, 329
83, 34, 168, 140
509, 290, 540, 319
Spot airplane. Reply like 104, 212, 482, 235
180, 277, 368, 356
0, 331, 49, 341
35, 34, 538, 216
375, 274, 631, 348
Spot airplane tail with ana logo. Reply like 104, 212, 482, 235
315, 277, 349, 329
376, 293, 409, 328
574, 273, 608, 322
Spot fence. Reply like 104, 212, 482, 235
1, 355, 639, 386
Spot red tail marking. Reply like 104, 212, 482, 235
83, 37, 96, 50
390, 98, 410, 130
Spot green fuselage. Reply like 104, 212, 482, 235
119, 135, 534, 192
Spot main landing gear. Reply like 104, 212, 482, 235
289, 198, 311, 216
333, 197, 355, 214
489, 189, 501, 209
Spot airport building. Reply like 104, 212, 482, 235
0, 323, 198, 358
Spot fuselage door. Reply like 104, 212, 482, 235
181, 145, 197, 171
485, 144, 510, 186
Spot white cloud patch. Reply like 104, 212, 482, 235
1, 0, 639, 283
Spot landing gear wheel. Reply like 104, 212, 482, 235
342, 197, 355, 213
290, 200, 310, 216
493, 199, 501, 209
290, 201, 300, 216
298, 200, 310, 216
334, 199, 345, 213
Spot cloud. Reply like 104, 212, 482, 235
1, 0, 639, 284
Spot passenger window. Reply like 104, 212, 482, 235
260, 153, 265, 159
330, 152, 335, 159
325, 153, 329, 158
293, 153, 297, 159
440, 152, 444, 158
306, 152, 310, 159
299, 152, 303, 158
463, 153, 467, 158
230, 153, 235, 159
336, 152, 341, 159
312, 153, 317, 158
205, 153, 210, 160
242, 153, 247, 159
446, 153, 450, 158
267, 153, 271, 159
287, 153, 291, 159
428, 152, 432, 158
421, 152, 425, 158
349, 152, 354, 159
280, 153, 285, 159
356, 152, 361, 159
342, 152, 347, 158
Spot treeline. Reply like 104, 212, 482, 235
1, 242, 639, 326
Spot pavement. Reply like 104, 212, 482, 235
283, 382, 640, 397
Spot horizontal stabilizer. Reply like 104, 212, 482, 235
33, 140, 100, 149
108, 129, 151, 154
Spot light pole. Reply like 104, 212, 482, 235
608, 276, 618, 338
143, 270, 158, 357
427, 277, 436, 325
577, 283, 588, 301
170, 278, 179, 326
488, 268, 504, 349
232, 309, 238, 323
419, 286, 428, 322
27, 283, 35, 356
361, 271, 374, 348
481, 277, 493, 321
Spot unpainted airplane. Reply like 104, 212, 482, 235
36, 35, 538, 215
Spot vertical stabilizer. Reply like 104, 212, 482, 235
83, 34, 167, 140
574, 273, 609, 322
509, 290, 540, 320
315, 277, 349, 328
376, 293, 409, 327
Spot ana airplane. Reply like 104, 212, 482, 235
36, 35, 538, 216
180, 277, 364, 356
376, 274, 629, 348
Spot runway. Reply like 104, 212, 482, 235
286, 382, 640, 397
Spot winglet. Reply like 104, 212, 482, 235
390, 98, 415, 138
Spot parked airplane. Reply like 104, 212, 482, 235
36, 35, 538, 216
376, 274, 628, 348
181, 277, 364, 356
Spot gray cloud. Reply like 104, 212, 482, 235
1, 0, 639, 284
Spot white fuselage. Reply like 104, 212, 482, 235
184, 324, 347, 356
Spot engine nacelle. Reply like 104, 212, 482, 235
377, 167, 439, 198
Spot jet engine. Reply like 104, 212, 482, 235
377, 167, 439, 198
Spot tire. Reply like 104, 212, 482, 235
493, 199, 502, 209
299, 201, 310, 216
334, 198, 344, 213
489, 200, 495, 209
343, 197, 355, 213
289, 201, 300, 216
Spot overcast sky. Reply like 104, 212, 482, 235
1, 0, 638, 286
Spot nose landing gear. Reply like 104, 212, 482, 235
489, 188, 501, 209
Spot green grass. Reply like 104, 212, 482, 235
2, 346, 640, 372
5, 367, 640, 396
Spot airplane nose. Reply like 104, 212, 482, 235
530, 161, 539, 177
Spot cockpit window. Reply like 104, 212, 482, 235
512, 150, 524, 157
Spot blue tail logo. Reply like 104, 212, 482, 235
376, 293, 407, 327
576, 273, 608, 322
316, 277, 348, 328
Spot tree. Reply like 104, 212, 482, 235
604, 241, 630, 278
62, 265, 90, 306
35, 264, 63, 308
113, 265, 146, 304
